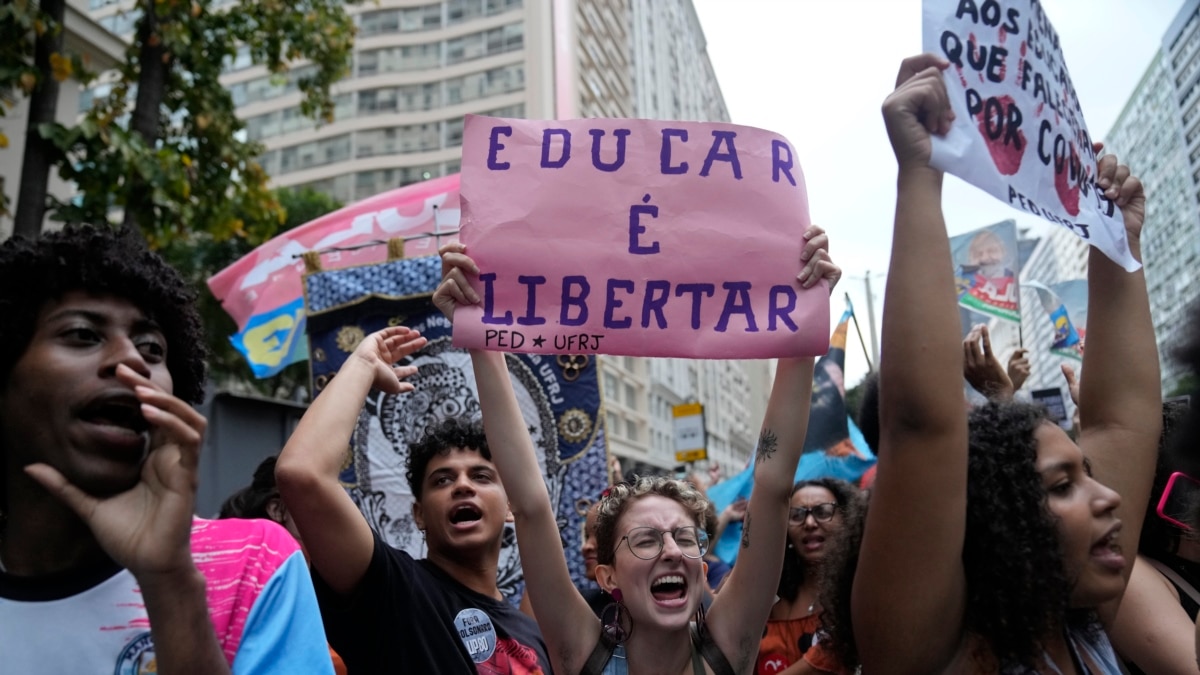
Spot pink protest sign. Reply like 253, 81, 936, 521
454, 115, 830, 358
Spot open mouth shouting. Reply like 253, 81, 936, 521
78, 392, 150, 453
1090, 522, 1124, 572
650, 573, 689, 609
449, 502, 484, 531
800, 533, 826, 553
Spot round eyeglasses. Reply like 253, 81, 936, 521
789, 503, 837, 524
617, 526, 709, 560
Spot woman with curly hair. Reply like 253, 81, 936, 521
756, 478, 860, 675
433, 223, 840, 675
853, 55, 1161, 674
812, 488, 868, 674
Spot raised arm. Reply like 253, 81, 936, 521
433, 242, 600, 675
852, 54, 970, 675
1077, 152, 1161, 621
1109, 555, 1200, 674
707, 225, 840, 672
275, 327, 426, 595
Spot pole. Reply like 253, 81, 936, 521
864, 271, 881, 367
847, 291, 874, 373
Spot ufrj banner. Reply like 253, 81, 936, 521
303, 255, 608, 601
1028, 278, 1087, 360
707, 304, 877, 564
454, 115, 830, 359
922, 0, 1140, 272
951, 219, 1021, 322
207, 175, 462, 377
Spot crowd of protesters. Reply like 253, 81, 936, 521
2, 51, 1200, 675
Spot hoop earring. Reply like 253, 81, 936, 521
601, 588, 632, 644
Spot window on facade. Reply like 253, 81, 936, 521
359, 3, 442, 36
485, 0, 523, 15
277, 135, 351, 174
448, 0, 485, 25
352, 163, 445, 201
625, 419, 639, 442
606, 413, 621, 437
604, 374, 618, 399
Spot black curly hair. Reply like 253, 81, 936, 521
1138, 400, 1193, 559
219, 456, 281, 520
960, 400, 1088, 671
816, 488, 869, 670
405, 417, 492, 500
777, 478, 861, 603
856, 371, 881, 454
0, 225, 208, 403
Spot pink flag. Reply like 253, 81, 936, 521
207, 175, 460, 376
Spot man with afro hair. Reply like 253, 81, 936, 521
0, 225, 333, 673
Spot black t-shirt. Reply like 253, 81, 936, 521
313, 531, 551, 674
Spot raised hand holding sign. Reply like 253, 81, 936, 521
922, 0, 1140, 271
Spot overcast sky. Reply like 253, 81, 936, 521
691, 0, 1186, 385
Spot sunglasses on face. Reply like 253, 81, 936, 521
789, 503, 837, 524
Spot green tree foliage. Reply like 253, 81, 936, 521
161, 186, 342, 398
1, 0, 86, 224
32, 0, 357, 247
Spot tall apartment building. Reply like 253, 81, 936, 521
86, 0, 636, 203
1149, 5, 1200, 392
631, 0, 728, 122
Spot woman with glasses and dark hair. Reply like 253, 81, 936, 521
757, 478, 860, 675
432, 225, 840, 675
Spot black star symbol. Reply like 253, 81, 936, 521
532, 335, 546, 348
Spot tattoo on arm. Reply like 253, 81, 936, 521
756, 429, 779, 464
740, 513, 751, 549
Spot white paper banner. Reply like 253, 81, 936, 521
922, 0, 1140, 272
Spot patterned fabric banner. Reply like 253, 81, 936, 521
304, 255, 608, 601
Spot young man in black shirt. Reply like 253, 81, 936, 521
277, 327, 550, 674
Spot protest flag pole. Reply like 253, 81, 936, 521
864, 272, 880, 368
846, 291, 874, 373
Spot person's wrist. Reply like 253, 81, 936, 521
135, 562, 205, 593
896, 162, 942, 184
